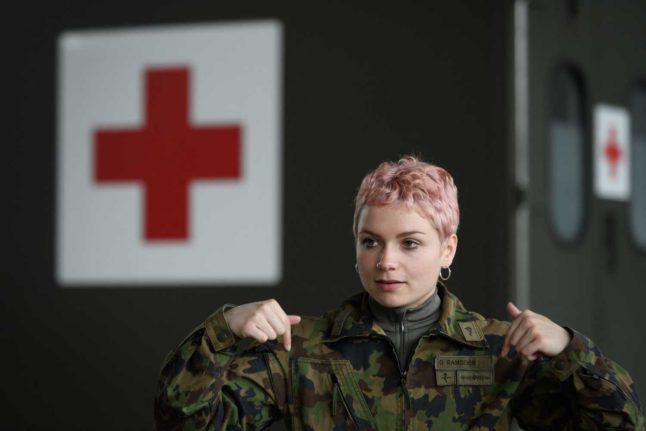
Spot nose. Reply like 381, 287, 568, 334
377, 246, 398, 270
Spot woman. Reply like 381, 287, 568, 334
154, 156, 643, 430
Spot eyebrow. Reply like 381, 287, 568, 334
359, 229, 426, 238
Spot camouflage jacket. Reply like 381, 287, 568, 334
154, 285, 644, 430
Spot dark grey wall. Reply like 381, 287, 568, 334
3, 1, 510, 429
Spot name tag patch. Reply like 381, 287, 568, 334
435, 355, 492, 370
435, 355, 494, 386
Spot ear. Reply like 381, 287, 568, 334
441, 234, 458, 267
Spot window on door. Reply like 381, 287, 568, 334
548, 65, 587, 244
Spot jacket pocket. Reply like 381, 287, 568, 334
290, 358, 376, 431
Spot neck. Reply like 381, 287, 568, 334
368, 290, 442, 371
368, 291, 441, 326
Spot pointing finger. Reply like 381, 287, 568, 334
283, 315, 301, 351
268, 302, 291, 349
501, 305, 524, 357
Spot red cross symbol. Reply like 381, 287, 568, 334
95, 67, 242, 241
603, 126, 622, 178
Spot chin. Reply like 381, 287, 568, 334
370, 293, 406, 308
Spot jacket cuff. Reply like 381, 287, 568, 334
542, 327, 594, 381
204, 304, 239, 351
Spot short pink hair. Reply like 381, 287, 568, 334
353, 155, 460, 241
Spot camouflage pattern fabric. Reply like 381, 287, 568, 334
154, 284, 645, 430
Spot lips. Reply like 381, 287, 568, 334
375, 280, 405, 291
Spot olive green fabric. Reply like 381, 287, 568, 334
154, 284, 644, 430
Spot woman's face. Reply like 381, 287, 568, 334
355, 204, 457, 309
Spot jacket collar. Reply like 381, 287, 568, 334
322, 283, 489, 350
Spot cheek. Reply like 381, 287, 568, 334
356, 249, 377, 273
412, 253, 442, 275
356, 250, 371, 266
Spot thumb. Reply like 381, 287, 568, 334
288, 315, 301, 325
506, 302, 522, 319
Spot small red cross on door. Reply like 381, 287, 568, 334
94, 67, 242, 241
603, 126, 622, 178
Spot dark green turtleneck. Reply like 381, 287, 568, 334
368, 291, 442, 372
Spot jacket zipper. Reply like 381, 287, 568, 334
398, 316, 411, 429
374, 322, 412, 431
400, 318, 406, 369
331, 373, 362, 429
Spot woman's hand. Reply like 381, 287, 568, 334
224, 300, 301, 351
500, 302, 571, 360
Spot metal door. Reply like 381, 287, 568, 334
516, 0, 646, 394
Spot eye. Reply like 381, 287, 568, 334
403, 239, 420, 249
361, 238, 378, 248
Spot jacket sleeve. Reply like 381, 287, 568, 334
154, 307, 290, 431
511, 329, 645, 430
